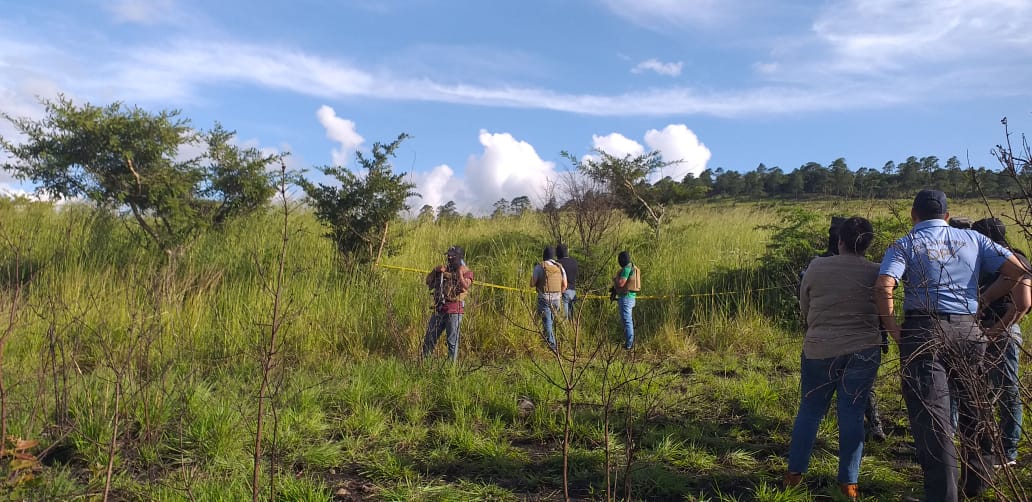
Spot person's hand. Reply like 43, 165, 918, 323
436, 265, 446, 273
985, 324, 1005, 340
888, 326, 902, 345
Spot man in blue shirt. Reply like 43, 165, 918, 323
876, 189, 1030, 501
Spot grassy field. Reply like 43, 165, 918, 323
0, 196, 1028, 500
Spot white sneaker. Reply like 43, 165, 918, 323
993, 459, 1018, 469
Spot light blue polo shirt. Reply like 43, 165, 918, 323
879, 219, 1011, 314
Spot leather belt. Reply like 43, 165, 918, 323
903, 310, 976, 322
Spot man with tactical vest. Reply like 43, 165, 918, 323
613, 251, 640, 349
422, 245, 474, 362
531, 246, 567, 352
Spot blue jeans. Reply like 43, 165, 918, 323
538, 296, 560, 350
562, 289, 576, 321
987, 333, 1022, 463
788, 347, 881, 484
618, 295, 635, 348
422, 312, 461, 362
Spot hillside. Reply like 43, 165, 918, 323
0, 197, 1027, 501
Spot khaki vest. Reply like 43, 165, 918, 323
615, 265, 641, 294
537, 260, 564, 293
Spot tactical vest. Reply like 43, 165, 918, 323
538, 260, 564, 293
616, 265, 641, 294
442, 265, 471, 302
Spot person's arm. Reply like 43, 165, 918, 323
560, 265, 568, 291
798, 264, 812, 329
530, 264, 540, 288
875, 274, 902, 344
459, 268, 473, 291
615, 266, 629, 288
985, 269, 1032, 339
980, 254, 1028, 306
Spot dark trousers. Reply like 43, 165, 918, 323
899, 315, 994, 501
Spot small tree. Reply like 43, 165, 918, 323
300, 133, 416, 264
564, 149, 675, 238
491, 198, 509, 218
436, 200, 460, 223
0, 96, 280, 258
510, 195, 532, 216
417, 204, 435, 223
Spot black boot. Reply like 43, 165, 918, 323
865, 395, 887, 442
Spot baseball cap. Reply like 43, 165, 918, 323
912, 189, 947, 217
446, 245, 464, 260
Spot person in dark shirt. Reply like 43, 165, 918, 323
556, 244, 578, 321
972, 217, 1031, 468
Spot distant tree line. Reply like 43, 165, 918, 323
655, 155, 1022, 203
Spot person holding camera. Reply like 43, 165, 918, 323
613, 251, 640, 350
421, 245, 474, 362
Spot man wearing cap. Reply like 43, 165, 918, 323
876, 190, 1029, 501
422, 246, 474, 362
531, 246, 567, 352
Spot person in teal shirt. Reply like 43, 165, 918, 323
613, 250, 639, 349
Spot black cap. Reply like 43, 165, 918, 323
446, 245, 464, 260
912, 189, 947, 217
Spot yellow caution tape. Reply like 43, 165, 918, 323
376, 263, 791, 300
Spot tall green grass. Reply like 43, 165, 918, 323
0, 197, 1028, 499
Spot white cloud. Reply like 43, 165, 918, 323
0, 180, 63, 203
105, 0, 184, 25
643, 125, 711, 181
0, 183, 35, 199
599, 0, 732, 28
315, 105, 364, 166
757, 0, 1032, 89
407, 130, 560, 214
463, 130, 558, 212
631, 59, 683, 76
587, 125, 710, 182
811, 0, 1031, 74
406, 164, 464, 212
95, 38, 983, 118
591, 133, 644, 159
2, 0, 1031, 126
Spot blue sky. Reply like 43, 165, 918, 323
2, 0, 1031, 213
